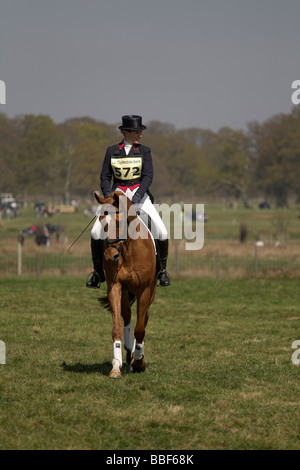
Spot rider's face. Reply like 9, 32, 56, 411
123, 130, 143, 145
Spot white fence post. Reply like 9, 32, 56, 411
17, 242, 22, 275
0, 341, 6, 364
254, 244, 258, 275
216, 249, 220, 280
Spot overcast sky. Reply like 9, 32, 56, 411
0, 0, 299, 131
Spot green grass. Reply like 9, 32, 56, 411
1, 276, 300, 450
203, 202, 300, 241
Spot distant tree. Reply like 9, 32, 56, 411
15, 115, 61, 196
250, 110, 300, 207
286, 106, 300, 202
57, 121, 84, 202
1, 110, 299, 205
146, 121, 176, 136
58, 118, 118, 200
180, 126, 252, 203
217, 127, 251, 203
142, 131, 174, 198
0, 113, 20, 192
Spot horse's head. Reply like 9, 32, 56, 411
94, 191, 133, 262
94, 191, 120, 207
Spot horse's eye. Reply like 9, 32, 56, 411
104, 211, 108, 216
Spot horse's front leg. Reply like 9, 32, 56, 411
108, 283, 123, 378
121, 290, 133, 366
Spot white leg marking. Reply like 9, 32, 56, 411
134, 342, 144, 361
112, 340, 122, 368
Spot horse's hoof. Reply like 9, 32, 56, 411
109, 369, 122, 379
129, 359, 146, 373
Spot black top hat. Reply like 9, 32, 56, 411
119, 115, 147, 131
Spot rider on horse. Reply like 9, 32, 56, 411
86, 115, 171, 289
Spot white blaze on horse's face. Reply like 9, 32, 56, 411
99, 204, 117, 238
99, 202, 126, 262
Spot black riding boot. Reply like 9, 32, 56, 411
157, 239, 171, 286
86, 238, 105, 289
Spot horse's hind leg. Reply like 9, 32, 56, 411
121, 290, 133, 365
131, 287, 152, 373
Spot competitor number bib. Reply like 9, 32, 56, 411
111, 156, 142, 181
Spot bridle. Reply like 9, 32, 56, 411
105, 237, 127, 253
100, 207, 130, 253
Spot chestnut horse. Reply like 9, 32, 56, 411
95, 191, 157, 378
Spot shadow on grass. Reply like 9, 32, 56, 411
60, 361, 133, 376
60, 361, 112, 376
61, 360, 146, 377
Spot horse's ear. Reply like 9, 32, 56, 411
113, 192, 119, 204
94, 191, 105, 204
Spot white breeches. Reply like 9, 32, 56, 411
91, 186, 168, 241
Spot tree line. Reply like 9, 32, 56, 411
0, 107, 300, 206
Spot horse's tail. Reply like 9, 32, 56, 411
98, 296, 111, 311
98, 292, 136, 311
128, 292, 136, 306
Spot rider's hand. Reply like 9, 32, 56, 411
132, 193, 142, 205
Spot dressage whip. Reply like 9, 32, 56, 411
67, 215, 96, 252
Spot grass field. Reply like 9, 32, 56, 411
1, 201, 300, 279
1, 276, 300, 450
1, 201, 300, 449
